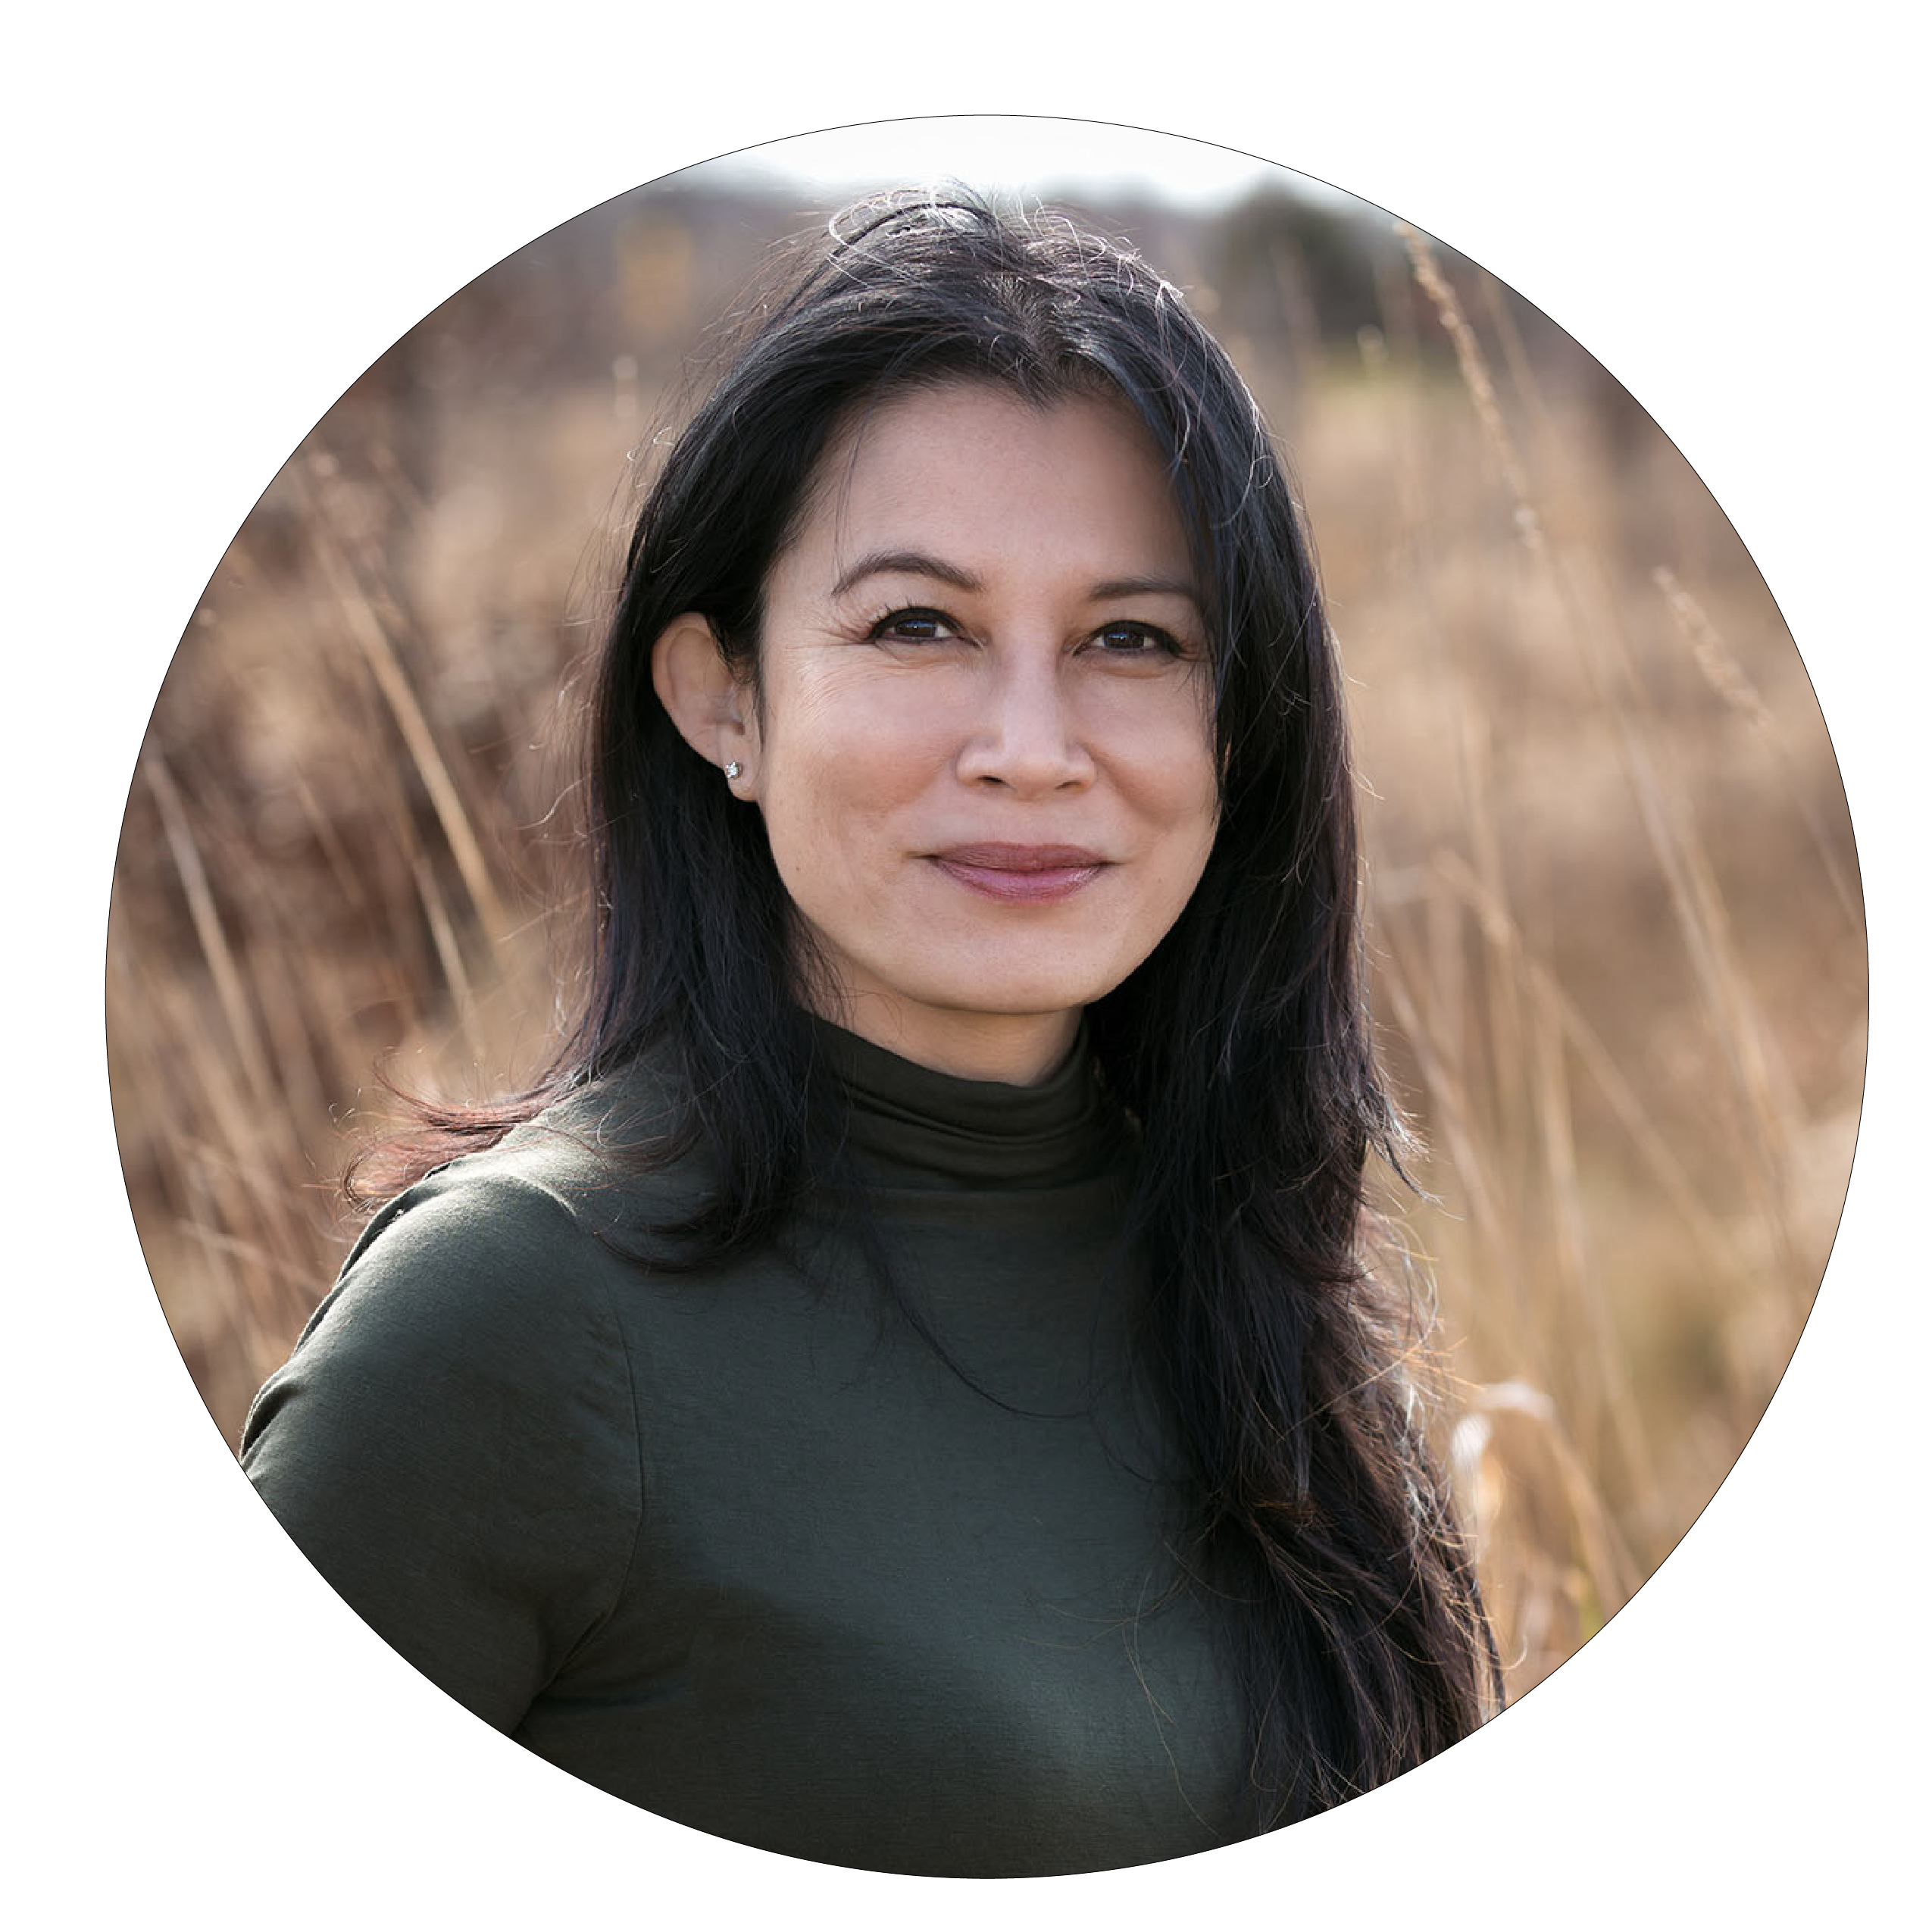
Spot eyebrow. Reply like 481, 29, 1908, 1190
830, 548, 1203, 611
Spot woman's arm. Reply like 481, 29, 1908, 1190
241, 1167, 644, 1730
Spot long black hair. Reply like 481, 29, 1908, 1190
365, 187, 1500, 1830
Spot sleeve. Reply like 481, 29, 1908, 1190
239, 1166, 645, 1731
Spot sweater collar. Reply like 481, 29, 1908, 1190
807, 1014, 1130, 1191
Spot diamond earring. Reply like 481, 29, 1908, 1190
724, 761, 744, 781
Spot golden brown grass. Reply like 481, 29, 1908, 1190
105, 189, 1864, 1710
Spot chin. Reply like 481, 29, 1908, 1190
928, 963, 1127, 1019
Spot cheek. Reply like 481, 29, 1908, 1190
1143, 753, 1221, 911
753, 690, 944, 872
1131, 712, 1221, 837
760, 668, 951, 796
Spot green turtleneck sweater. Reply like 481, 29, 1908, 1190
241, 1023, 1246, 1876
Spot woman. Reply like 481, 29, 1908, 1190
242, 188, 1501, 1877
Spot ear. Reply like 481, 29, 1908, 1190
651, 613, 758, 796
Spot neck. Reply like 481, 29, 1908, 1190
808, 992, 1081, 1088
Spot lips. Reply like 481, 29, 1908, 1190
929, 843, 1108, 905
936, 843, 1105, 871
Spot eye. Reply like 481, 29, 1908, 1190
1089, 620, 1184, 658
867, 607, 958, 645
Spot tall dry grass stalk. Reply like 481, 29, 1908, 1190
1353, 231, 1859, 1684
106, 192, 1863, 1710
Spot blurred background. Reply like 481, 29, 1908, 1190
106, 123, 1863, 1708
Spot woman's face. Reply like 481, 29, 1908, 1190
730, 381, 1221, 1083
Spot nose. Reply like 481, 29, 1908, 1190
953, 646, 1097, 796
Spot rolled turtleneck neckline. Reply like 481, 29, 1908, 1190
805, 1013, 1130, 1192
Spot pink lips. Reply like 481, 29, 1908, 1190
930, 843, 1108, 905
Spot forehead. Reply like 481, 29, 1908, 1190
789, 380, 1193, 582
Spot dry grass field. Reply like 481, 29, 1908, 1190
105, 180, 1863, 1712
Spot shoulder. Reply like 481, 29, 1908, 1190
241, 1155, 625, 1475
314, 1051, 709, 1331
243, 1065, 671, 1432
240, 1122, 661, 1727
242, 1047, 724, 1447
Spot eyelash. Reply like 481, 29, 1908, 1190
864, 607, 1188, 658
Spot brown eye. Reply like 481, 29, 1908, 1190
869, 608, 955, 644
1093, 622, 1177, 655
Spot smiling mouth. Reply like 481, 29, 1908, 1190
929, 843, 1108, 905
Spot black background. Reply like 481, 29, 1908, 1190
7, 142, 1924, 1877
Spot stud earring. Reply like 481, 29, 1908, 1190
724, 761, 744, 781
